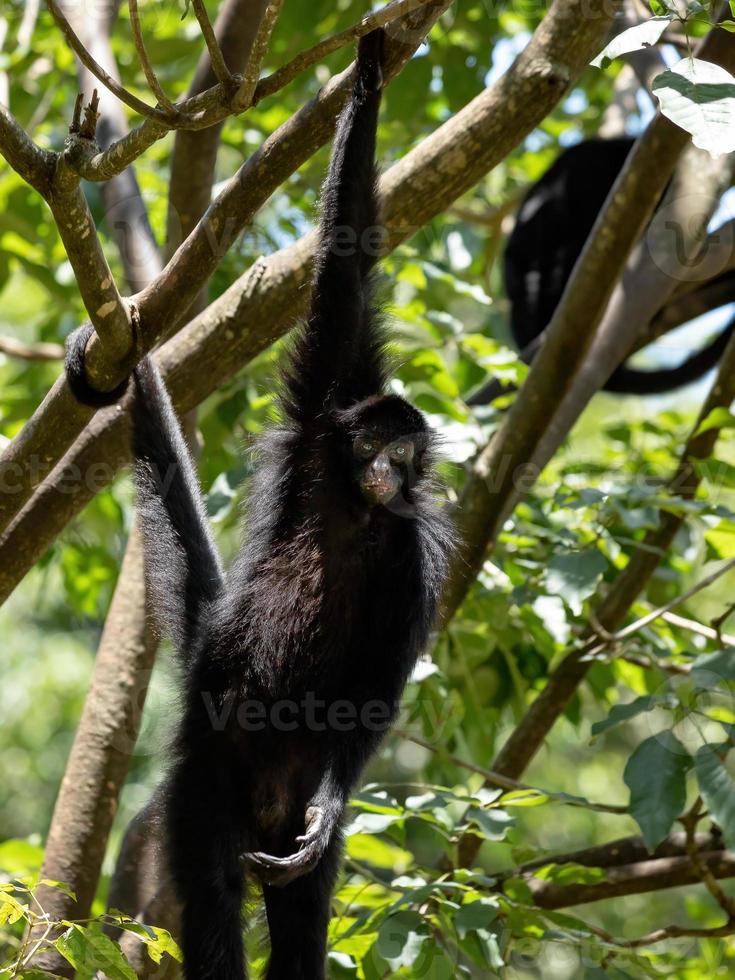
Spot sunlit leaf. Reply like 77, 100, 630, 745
652, 58, 735, 157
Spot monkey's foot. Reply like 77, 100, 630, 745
244, 806, 328, 888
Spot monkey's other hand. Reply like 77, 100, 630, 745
244, 806, 331, 888
356, 29, 384, 94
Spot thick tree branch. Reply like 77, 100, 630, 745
507, 831, 725, 878
30, 524, 159, 974
526, 850, 735, 910
60, 0, 162, 292
0, 0, 619, 602
0, 103, 54, 193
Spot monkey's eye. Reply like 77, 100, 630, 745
354, 438, 377, 458
389, 442, 414, 462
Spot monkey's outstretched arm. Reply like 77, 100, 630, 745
280, 29, 387, 425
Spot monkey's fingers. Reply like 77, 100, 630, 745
243, 843, 321, 887
295, 805, 324, 846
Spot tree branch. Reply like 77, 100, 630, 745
0, 103, 54, 194
127, 0, 176, 111
190, 0, 233, 88
526, 850, 735, 910
251, 0, 432, 105
44, 0, 179, 124
232, 0, 284, 110
29, 523, 159, 975
0, 336, 64, 361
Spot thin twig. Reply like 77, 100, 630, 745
252, 0, 432, 105
190, 0, 233, 87
683, 799, 735, 918
711, 600, 735, 644
127, 0, 176, 111
45, 0, 179, 124
662, 610, 735, 648
619, 651, 692, 675
397, 730, 628, 814
585, 557, 735, 658
0, 336, 64, 361
613, 558, 735, 642
233, 0, 284, 110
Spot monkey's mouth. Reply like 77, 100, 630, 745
361, 478, 400, 505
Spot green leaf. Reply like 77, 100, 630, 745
691, 648, 735, 685
624, 732, 692, 850
695, 745, 735, 848
376, 910, 430, 969
0, 891, 28, 926
652, 57, 735, 158
465, 807, 514, 841
55, 925, 137, 980
591, 694, 673, 736
455, 900, 499, 937
694, 407, 735, 437
39, 878, 77, 901
718, 19, 735, 30
544, 548, 608, 613
592, 17, 672, 69
694, 457, 735, 489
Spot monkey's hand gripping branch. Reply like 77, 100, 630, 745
244, 801, 341, 888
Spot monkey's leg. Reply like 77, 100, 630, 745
166, 750, 248, 980
262, 836, 341, 980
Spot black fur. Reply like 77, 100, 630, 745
64, 323, 129, 407
489, 137, 735, 398
125, 30, 452, 979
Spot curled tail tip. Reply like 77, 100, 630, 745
65, 323, 129, 408
356, 28, 385, 94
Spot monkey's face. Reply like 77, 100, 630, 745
352, 433, 416, 506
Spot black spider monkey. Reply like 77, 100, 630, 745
469, 137, 735, 405
65, 30, 452, 980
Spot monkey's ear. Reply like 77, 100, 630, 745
65, 323, 129, 408
356, 29, 384, 95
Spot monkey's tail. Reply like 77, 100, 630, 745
607, 317, 735, 395
132, 358, 224, 659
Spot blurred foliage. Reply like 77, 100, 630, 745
1, 0, 735, 977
